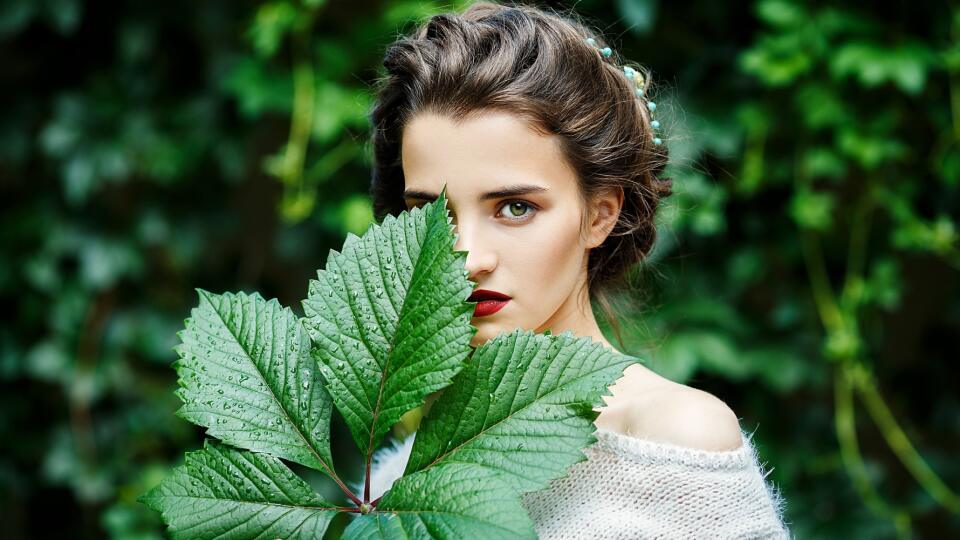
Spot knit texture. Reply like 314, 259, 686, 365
358, 427, 792, 539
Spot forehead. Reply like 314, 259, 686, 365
400, 110, 578, 198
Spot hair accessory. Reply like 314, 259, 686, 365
585, 37, 662, 146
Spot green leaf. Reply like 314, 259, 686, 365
830, 41, 936, 95
221, 55, 294, 117
794, 84, 850, 129
301, 189, 476, 458
755, 0, 805, 28
248, 1, 301, 58
173, 289, 336, 475
403, 329, 636, 493
617, 0, 658, 36
801, 147, 847, 180
343, 463, 536, 539
739, 33, 814, 86
789, 188, 835, 231
836, 124, 909, 170
138, 440, 337, 540
686, 330, 752, 381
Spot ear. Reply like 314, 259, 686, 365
586, 187, 624, 249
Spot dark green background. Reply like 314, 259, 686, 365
3, 0, 958, 538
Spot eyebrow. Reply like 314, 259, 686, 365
403, 183, 548, 202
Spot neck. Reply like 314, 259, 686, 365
535, 274, 619, 353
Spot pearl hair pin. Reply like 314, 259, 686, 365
585, 37, 662, 146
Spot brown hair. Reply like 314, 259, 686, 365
367, 0, 672, 350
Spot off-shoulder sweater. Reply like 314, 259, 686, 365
359, 427, 792, 539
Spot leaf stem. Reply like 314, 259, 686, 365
277, 3, 325, 222
364, 450, 372, 503
333, 472, 364, 507
834, 364, 912, 537
364, 344, 393, 503
793, 161, 960, 525
949, 9, 960, 143
852, 365, 960, 514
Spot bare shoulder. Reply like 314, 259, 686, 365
595, 364, 744, 452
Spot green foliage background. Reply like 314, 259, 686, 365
2, 0, 958, 538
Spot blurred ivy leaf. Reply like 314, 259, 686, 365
79, 238, 144, 290
794, 84, 850, 130
935, 142, 960, 187
248, 1, 302, 58
801, 147, 847, 181
25, 340, 70, 382
312, 82, 372, 145
686, 330, 752, 380
863, 258, 902, 311
755, 0, 805, 28
891, 213, 957, 254
650, 338, 699, 382
617, 0, 658, 35
830, 41, 936, 95
669, 171, 728, 236
222, 55, 294, 117
740, 347, 816, 393
740, 33, 815, 86
0, 0, 34, 38
789, 188, 835, 232
43, 0, 81, 35
651, 328, 752, 383
726, 246, 765, 289
837, 125, 908, 170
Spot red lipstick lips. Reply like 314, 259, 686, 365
467, 289, 511, 317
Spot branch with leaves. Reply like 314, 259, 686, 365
138, 190, 637, 539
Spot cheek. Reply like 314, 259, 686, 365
506, 207, 585, 288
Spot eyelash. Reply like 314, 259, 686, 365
496, 200, 538, 222
406, 199, 539, 222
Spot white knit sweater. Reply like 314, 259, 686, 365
359, 427, 792, 539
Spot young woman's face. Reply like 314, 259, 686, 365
401, 111, 602, 347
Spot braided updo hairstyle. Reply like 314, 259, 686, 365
368, 0, 672, 348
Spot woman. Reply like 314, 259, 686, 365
362, 1, 791, 537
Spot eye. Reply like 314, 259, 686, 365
496, 200, 538, 222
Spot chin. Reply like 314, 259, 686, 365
469, 322, 497, 347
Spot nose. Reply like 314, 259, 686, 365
452, 220, 497, 281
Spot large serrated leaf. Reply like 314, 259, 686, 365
343, 462, 536, 539
138, 440, 337, 540
144, 190, 641, 539
403, 328, 638, 493
301, 189, 476, 457
174, 289, 335, 475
